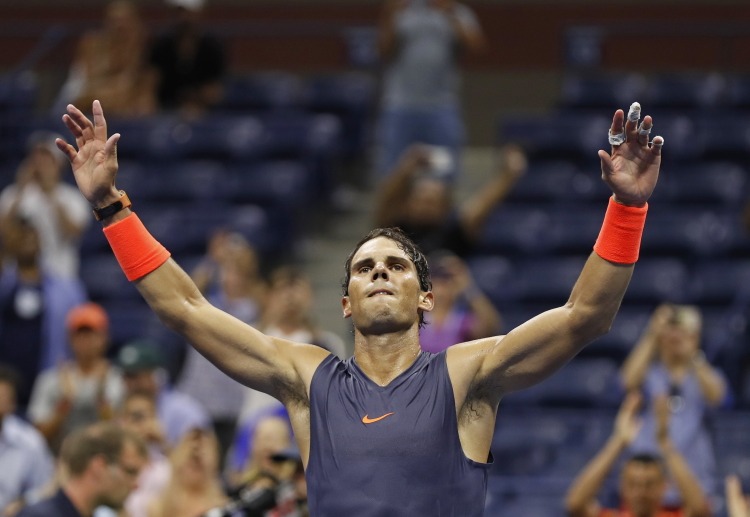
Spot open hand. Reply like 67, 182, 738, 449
599, 103, 663, 207
55, 100, 121, 208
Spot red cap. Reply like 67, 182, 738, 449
66, 303, 109, 332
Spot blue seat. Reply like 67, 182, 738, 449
559, 72, 647, 109
699, 116, 750, 160
502, 357, 622, 409
466, 256, 517, 305
624, 258, 690, 304
645, 73, 726, 109
506, 160, 581, 202
690, 260, 750, 304
100, 299, 161, 349
664, 161, 748, 207
726, 74, 750, 109
512, 257, 588, 303
477, 207, 556, 256
218, 72, 302, 112
588, 306, 651, 361
227, 160, 312, 208
80, 254, 140, 301
152, 161, 230, 204
641, 207, 740, 258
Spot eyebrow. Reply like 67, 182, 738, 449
351, 255, 410, 272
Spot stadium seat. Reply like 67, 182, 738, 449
559, 72, 647, 110
227, 160, 312, 208
644, 73, 726, 109
689, 259, 750, 304
624, 258, 690, 304
218, 72, 302, 112
80, 253, 141, 301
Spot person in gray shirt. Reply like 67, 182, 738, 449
376, 0, 485, 180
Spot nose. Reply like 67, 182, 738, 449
371, 263, 389, 281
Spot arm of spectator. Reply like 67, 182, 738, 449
620, 303, 672, 391
654, 395, 711, 517
726, 475, 750, 517
458, 143, 527, 243
691, 352, 727, 407
565, 393, 642, 517
447, 255, 501, 339
28, 367, 74, 445
378, 0, 406, 60
373, 145, 431, 228
432, 0, 487, 54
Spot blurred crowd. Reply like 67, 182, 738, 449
1, 0, 750, 516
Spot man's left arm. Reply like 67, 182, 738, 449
453, 103, 663, 399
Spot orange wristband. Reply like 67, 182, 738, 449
102, 212, 171, 281
593, 197, 648, 264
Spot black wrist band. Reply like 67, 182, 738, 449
93, 191, 131, 221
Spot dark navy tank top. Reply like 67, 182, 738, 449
306, 350, 492, 516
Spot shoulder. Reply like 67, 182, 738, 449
3, 414, 48, 452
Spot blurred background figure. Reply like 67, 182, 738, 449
118, 391, 171, 517
0, 216, 86, 409
27, 303, 122, 453
0, 363, 54, 517
726, 475, 750, 517
54, 0, 155, 118
620, 303, 729, 505
375, 0, 485, 181
180, 229, 268, 463
374, 143, 526, 257
0, 132, 90, 279
117, 340, 210, 448
16, 422, 147, 517
421, 251, 501, 353
146, 428, 227, 517
260, 266, 346, 358
149, 0, 226, 117
565, 394, 712, 517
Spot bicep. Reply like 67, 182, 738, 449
474, 305, 584, 396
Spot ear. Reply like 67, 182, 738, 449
418, 291, 434, 312
341, 296, 352, 319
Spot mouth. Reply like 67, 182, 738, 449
368, 289, 394, 297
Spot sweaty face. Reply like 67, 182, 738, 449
343, 237, 432, 334
620, 462, 666, 517
69, 328, 108, 363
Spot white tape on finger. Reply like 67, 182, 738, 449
638, 123, 652, 137
608, 129, 626, 146
627, 102, 641, 123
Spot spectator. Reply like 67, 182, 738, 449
726, 475, 750, 517
0, 216, 86, 408
620, 303, 727, 504
234, 414, 293, 489
0, 131, 90, 279
54, 1, 155, 118
149, 0, 226, 117
16, 422, 147, 517
260, 267, 347, 358
146, 428, 227, 517
0, 364, 54, 517
117, 340, 210, 447
420, 251, 501, 353
118, 391, 171, 517
565, 393, 712, 517
374, 143, 527, 257
180, 230, 267, 462
375, 0, 485, 179
27, 303, 123, 453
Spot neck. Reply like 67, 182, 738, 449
353, 329, 422, 386
63, 480, 95, 517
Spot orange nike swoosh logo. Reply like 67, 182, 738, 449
361, 412, 395, 424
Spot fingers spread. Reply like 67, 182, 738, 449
637, 115, 653, 146
650, 135, 664, 156
608, 109, 625, 149
55, 138, 77, 163
598, 149, 614, 176
67, 104, 95, 142
92, 100, 108, 142
625, 102, 641, 141
104, 133, 120, 158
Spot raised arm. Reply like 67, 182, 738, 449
457, 143, 527, 242
565, 393, 642, 517
373, 145, 430, 228
55, 102, 328, 401
620, 303, 672, 391
449, 103, 663, 401
653, 396, 711, 517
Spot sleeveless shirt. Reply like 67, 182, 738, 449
306, 351, 491, 516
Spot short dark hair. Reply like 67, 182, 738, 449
342, 227, 432, 328
624, 453, 666, 476
60, 422, 146, 477
0, 363, 21, 391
